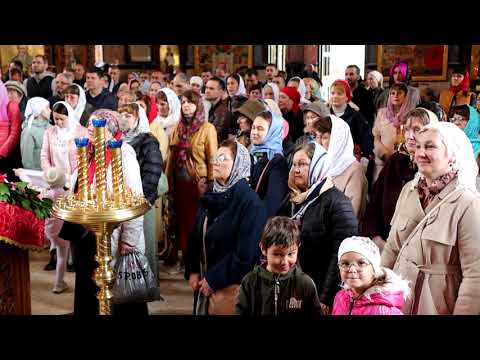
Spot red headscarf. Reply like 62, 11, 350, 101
281, 86, 300, 113
147, 95, 158, 124
331, 79, 352, 102
449, 70, 470, 95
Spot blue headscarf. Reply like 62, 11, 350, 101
464, 105, 480, 157
250, 111, 284, 161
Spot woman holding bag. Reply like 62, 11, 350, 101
381, 122, 480, 314
185, 139, 267, 315
165, 90, 218, 269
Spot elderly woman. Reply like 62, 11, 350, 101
439, 67, 476, 119
5, 80, 27, 116
377, 61, 420, 109
64, 84, 94, 127
381, 122, 480, 314
185, 139, 267, 315
362, 108, 439, 251
303, 77, 322, 103
166, 90, 218, 268
278, 86, 303, 143
189, 76, 203, 96
312, 115, 368, 221
277, 142, 358, 313
287, 76, 310, 105
117, 103, 163, 287
372, 82, 417, 183
250, 110, 289, 218
366, 70, 386, 113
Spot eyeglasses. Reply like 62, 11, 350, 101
450, 115, 468, 123
338, 260, 371, 272
292, 162, 310, 170
211, 154, 233, 164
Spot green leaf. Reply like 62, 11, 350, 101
16, 182, 27, 192
0, 183, 9, 195
20, 199, 31, 211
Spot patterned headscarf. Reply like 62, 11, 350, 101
90, 109, 125, 138
385, 84, 417, 128
213, 141, 251, 193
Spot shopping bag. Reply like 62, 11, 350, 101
112, 251, 158, 304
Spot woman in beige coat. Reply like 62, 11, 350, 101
381, 122, 480, 315
312, 114, 368, 221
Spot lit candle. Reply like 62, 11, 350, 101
107, 139, 124, 208
92, 119, 107, 208
74, 137, 89, 202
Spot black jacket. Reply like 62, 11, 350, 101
352, 84, 375, 126
236, 265, 322, 316
86, 88, 117, 111
129, 132, 163, 205
250, 153, 289, 219
277, 179, 358, 306
26, 75, 54, 100
185, 179, 267, 291
282, 109, 304, 143
227, 95, 248, 135
332, 105, 373, 157
208, 98, 233, 143
79, 102, 96, 127
73, 78, 86, 88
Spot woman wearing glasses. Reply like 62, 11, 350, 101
165, 90, 218, 268
185, 139, 267, 315
450, 105, 480, 166
332, 236, 409, 315
277, 141, 358, 314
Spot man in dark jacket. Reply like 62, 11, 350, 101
25, 55, 54, 100
205, 76, 233, 142
345, 65, 375, 126
85, 67, 117, 111
73, 63, 86, 88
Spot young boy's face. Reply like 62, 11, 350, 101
262, 243, 299, 275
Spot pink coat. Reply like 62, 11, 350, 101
0, 101, 22, 158
40, 124, 88, 174
332, 268, 409, 315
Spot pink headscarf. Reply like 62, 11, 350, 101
390, 61, 409, 82
0, 80, 9, 122
385, 84, 417, 128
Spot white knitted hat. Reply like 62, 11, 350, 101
338, 236, 381, 276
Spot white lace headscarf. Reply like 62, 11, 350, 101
411, 121, 479, 191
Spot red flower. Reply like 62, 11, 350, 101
0, 174, 6, 183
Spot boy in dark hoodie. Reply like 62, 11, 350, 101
236, 216, 323, 316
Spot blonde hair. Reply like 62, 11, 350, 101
330, 84, 346, 95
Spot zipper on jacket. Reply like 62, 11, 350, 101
348, 297, 355, 315
274, 276, 280, 316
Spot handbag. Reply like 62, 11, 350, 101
200, 216, 240, 315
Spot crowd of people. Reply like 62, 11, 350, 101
1, 53, 480, 316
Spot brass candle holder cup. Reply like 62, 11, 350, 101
51, 119, 150, 315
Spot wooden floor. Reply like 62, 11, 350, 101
30, 249, 193, 315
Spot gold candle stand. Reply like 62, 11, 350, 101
51, 120, 150, 315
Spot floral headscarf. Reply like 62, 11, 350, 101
213, 141, 251, 193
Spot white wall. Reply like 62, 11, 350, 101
321, 45, 365, 101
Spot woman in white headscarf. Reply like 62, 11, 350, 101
288, 76, 311, 105
64, 84, 95, 127
154, 87, 181, 136
382, 121, 480, 315
277, 141, 358, 314
262, 82, 280, 103
20, 97, 51, 170
312, 114, 368, 220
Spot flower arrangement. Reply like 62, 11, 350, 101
0, 174, 52, 220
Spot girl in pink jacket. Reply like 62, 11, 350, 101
332, 236, 410, 315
